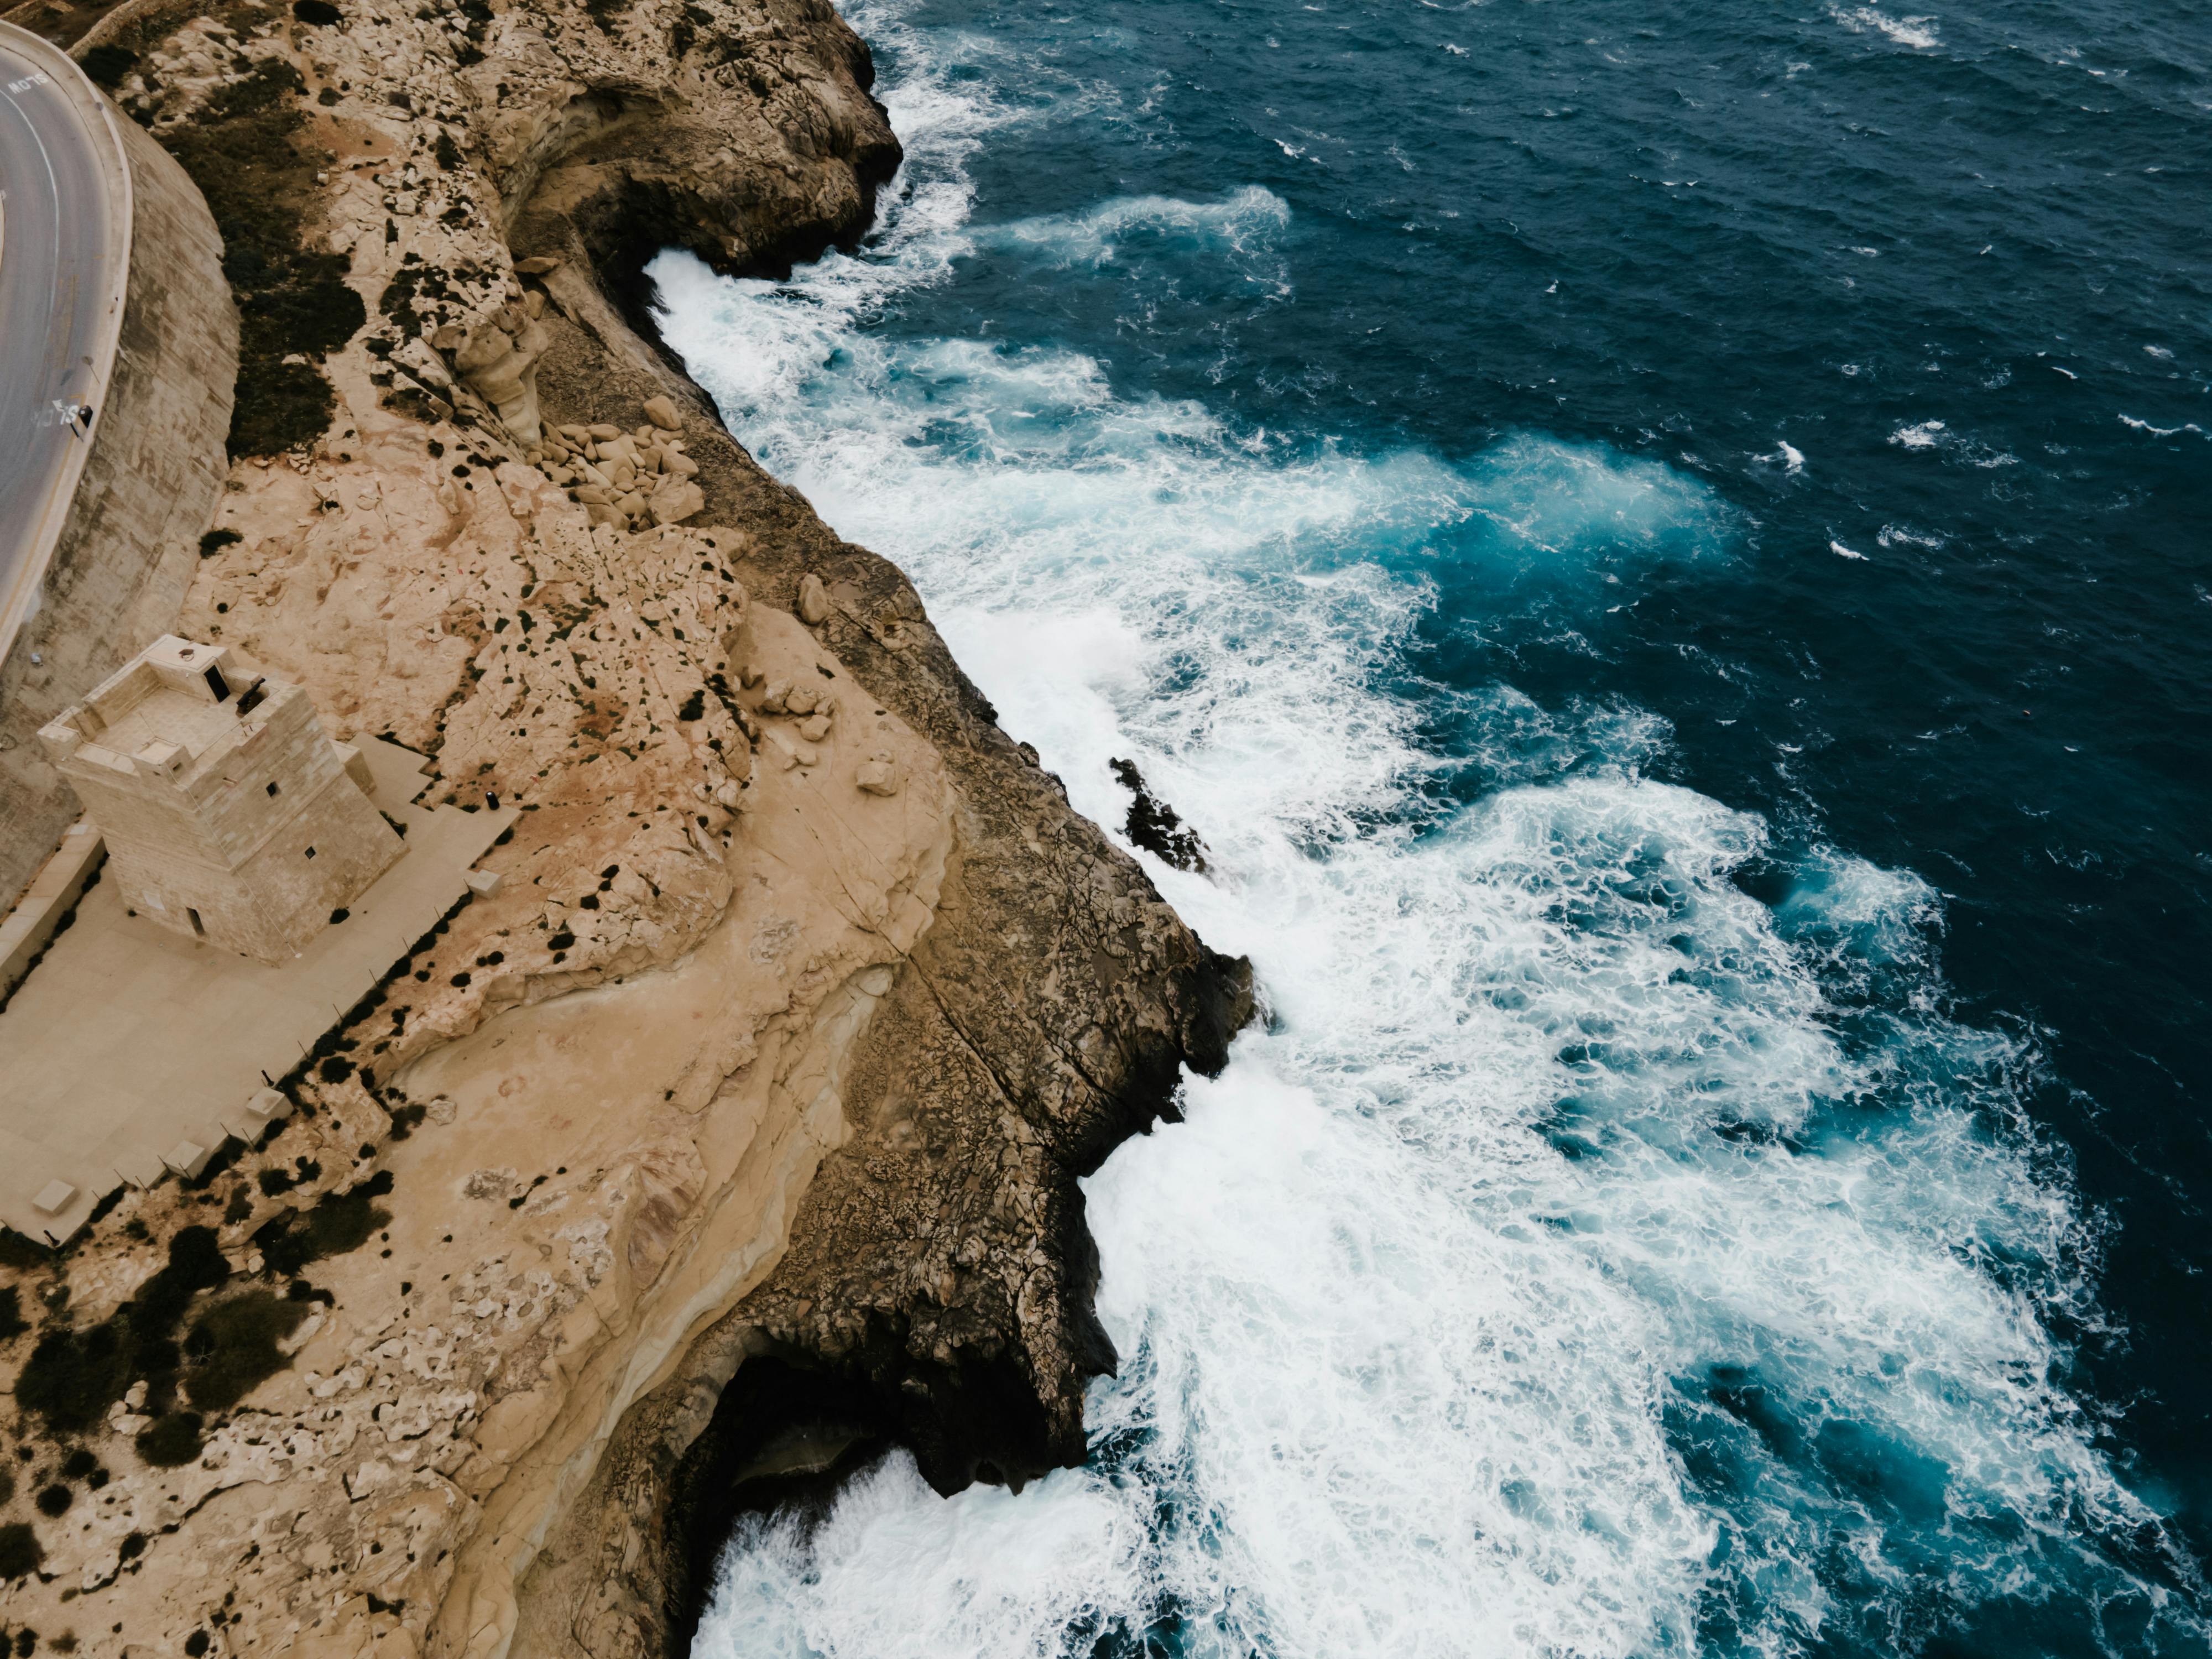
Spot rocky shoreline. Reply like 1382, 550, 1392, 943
0, 0, 1250, 1651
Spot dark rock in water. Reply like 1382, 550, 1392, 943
1110, 757, 1208, 872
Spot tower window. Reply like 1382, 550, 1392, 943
187, 908, 205, 936
267, 781, 280, 797
305, 846, 317, 860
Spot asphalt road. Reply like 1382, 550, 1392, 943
0, 27, 118, 659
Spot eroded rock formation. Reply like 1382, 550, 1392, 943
0, 0, 1251, 1652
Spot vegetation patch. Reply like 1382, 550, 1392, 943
15, 1227, 230, 1434
182, 1291, 308, 1412
250, 1170, 393, 1279
82, 44, 136, 89
154, 59, 365, 455
0, 1525, 39, 1582
135, 1412, 205, 1468
378, 255, 465, 338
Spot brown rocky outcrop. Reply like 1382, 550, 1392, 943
0, 0, 1250, 1653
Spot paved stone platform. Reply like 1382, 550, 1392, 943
0, 739, 515, 1243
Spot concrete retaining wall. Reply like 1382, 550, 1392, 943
0, 106, 238, 912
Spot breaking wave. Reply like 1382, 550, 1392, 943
658, 0, 2205, 1652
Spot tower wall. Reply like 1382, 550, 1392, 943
39, 637, 404, 962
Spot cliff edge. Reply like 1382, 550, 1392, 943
0, 0, 1252, 1652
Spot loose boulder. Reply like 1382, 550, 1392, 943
648, 477, 706, 527
855, 752, 900, 796
797, 573, 830, 625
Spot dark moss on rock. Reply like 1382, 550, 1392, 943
249, 1170, 393, 1279
81, 44, 135, 88
151, 59, 365, 456
134, 1412, 205, 1468
182, 1291, 309, 1413
0, 1525, 39, 1582
15, 1227, 229, 1434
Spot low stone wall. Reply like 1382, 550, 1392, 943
0, 107, 237, 912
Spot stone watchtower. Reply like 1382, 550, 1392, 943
38, 636, 403, 964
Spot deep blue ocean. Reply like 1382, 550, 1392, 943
653, 0, 2212, 1652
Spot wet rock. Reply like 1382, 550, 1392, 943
1110, 757, 1208, 872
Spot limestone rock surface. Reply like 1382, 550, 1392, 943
0, 1, 1253, 1655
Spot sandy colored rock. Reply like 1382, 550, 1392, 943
855, 752, 900, 796
453, 309, 552, 444
0, 0, 1254, 1653
649, 478, 706, 528
797, 570, 832, 624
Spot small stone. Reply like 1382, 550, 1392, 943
587, 423, 622, 441
856, 753, 900, 796
643, 394, 681, 431
763, 728, 817, 770
514, 254, 564, 275
799, 714, 831, 742
796, 573, 830, 625
784, 685, 820, 717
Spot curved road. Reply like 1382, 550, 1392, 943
0, 22, 123, 663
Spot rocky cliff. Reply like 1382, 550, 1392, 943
0, 0, 1251, 1652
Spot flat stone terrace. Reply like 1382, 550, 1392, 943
0, 739, 515, 1243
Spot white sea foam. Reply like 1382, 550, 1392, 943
1831, 5, 1941, 49
1877, 523, 1944, 549
2120, 413, 2207, 437
664, 2, 2197, 1651
1887, 418, 2017, 467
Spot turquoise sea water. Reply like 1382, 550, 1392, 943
655, 0, 2212, 1651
